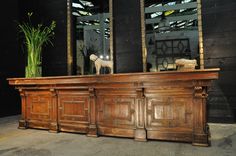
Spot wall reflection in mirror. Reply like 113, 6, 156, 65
72, 0, 110, 75
145, 0, 199, 72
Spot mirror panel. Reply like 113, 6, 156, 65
72, 0, 110, 75
145, 0, 200, 72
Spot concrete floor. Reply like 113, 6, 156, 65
0, 116, 235, 156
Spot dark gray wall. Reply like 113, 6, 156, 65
202, 0, 236, 122
113, 0, 143, 73
39, 0, 68, 76
0, 0, 68, 117
0, 0, 24, 117
19, 0, 68, 76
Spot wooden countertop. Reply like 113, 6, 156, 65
8, 68, 220, 85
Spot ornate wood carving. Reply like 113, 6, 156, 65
8, 69, 219, 146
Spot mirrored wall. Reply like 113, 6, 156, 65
145, 0, 199, 72
72, 0, 110, 75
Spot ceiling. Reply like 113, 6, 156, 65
72, 0, 198, 34
72, 0, 109, 15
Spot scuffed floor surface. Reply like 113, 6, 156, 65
0, 116, 236, 156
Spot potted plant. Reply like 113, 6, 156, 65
18, 12, 56, 77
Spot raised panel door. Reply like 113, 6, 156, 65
26, 91, 52, 121
58, 95, 89, 123
146, 96, 193, 129
97, 97, 135, 128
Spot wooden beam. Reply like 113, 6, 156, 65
77, 14, 100, 21
146, 14, 197, 24
145, 2, 197, 13
77, 13, 109, 22
76, 3, 197, 30
76, 24, 109, 30
77, 14, 197, 30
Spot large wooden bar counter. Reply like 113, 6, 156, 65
8, 69, 219, 146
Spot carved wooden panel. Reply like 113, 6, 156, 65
97, 97, 135, 129
58, 92, 89, 123
26, 91, 52, 121
146, 96, 193, 129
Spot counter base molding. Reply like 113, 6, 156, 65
8, 69, 219, 146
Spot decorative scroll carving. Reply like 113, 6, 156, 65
89, 88, 95, 97
194, 86, 208, 98
136, 88, 144, 99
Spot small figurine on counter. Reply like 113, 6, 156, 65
90, 54, 113, 75
175, 58, 197, 71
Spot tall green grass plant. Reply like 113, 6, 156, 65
18, 12, 56, 77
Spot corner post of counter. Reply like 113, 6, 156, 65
18, 88, 28, 129
134, 83, 147, 142
87, 88, 98, 137
192, 82, 209, 146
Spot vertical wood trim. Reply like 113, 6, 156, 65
19, 89, 27, 129
140, 0, 147, 72
197, 0, 204, 69
67, 0, 73, 75
109, 0, 114, 73
49, 88, 58, 132
87, 88, 98, 137
134, 83, 147, 141
193, 85, 209, 146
